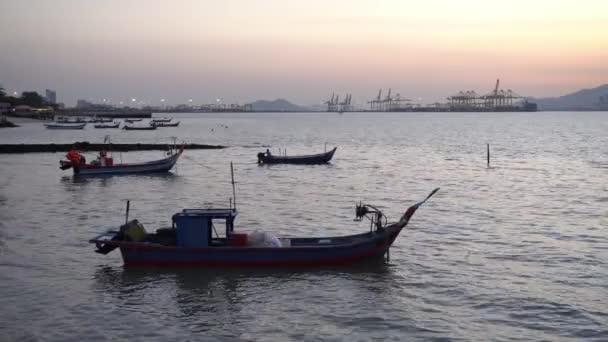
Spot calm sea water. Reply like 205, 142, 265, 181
0, 112, 607, 341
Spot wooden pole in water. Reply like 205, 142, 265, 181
487, 143, 490, 168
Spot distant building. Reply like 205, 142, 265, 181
45, 89, 57, 104
77, 99, 94, 109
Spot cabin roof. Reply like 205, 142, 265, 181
175, 208, 237, 219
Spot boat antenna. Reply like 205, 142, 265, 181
125, 200, 130, 224
230, 162, 237, 210
104, 135, 111, 156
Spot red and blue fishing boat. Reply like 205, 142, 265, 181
89, 183, 439, 267
60, 146, 183, 175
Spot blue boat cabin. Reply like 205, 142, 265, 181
173, 208, 237, 247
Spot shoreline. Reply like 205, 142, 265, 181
0, 142, 225, 154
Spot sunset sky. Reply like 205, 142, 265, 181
1, 0, 607, 106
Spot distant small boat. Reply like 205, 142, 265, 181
60, 146, 184, 175
257, 147, 337, 164
125, 118, 143, 123
154, 121, 180, 127
94, 122, 120, 129
123, 125, 157, 130
45, 122, 87, 130
55, 117, 87, 124
151, 118, 173, 123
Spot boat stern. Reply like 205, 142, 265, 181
89, 230, 122, 254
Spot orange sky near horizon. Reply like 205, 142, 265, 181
1, 0, 607, 105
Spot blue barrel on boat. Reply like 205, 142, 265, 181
173, 213, 211, 247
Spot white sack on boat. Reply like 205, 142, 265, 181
247, 231, 282, 247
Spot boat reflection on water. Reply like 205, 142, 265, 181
60, 172, 179, 188
92, 264, 398, 318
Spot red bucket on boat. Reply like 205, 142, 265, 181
228, 233, 248, 246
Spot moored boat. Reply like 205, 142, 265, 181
123, 124, 157, 130
60, 146, 183, 175
89, 187, 439, 267
154, 121, 180, 127
94, 122, 120, 129
151, 117, 173, 123
125, 118, 143, 123
257, 147, 337, 164
45, 122, 87, 129
55, 116, 87, 123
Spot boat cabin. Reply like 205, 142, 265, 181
172, 208, 239, 247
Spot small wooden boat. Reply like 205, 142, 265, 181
89, 188, 439, 267
60, 146, 183, 175
94, 122, 120, 129
123, 125, 157, 130
151, 117, 173, 123
125, 118, 143, 123
257, 147, 337, 164
154, 121, 180, 127
45, 122, 87, 129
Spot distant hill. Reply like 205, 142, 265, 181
249, 99, 307, 112
531, 84, 608, 110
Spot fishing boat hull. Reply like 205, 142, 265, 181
94, 123, 120, 129
89, 188, 439, 267
123, 125, 157, 130
258, 147, 337, 164
60, 148, 183, 175
154, 121, 180, 127
45, 123, 86, 129
94, 222, 402, 267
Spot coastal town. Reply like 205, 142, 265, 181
3, 79, 608, 127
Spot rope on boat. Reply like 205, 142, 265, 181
183, 155, 216, 170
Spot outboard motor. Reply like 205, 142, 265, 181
257, 152, 265, 164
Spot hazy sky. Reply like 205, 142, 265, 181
1, 0, 607, 106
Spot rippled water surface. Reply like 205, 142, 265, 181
0, 112, 607, 341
